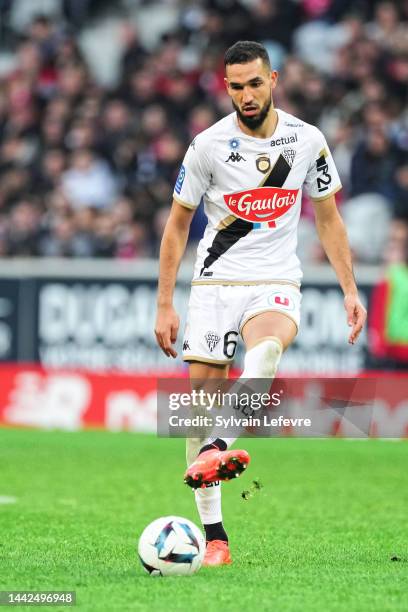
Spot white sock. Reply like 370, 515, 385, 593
203, 337, 283, 449
194, 483, 222, 525
186, 438, 223, 525
187, 338, 282, 528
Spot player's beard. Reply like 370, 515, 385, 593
233, 94, 272, 130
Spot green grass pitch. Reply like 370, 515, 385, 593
1, 430, 407, 611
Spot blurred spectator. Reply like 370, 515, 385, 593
34, 147, 66, 195
99, 98, 133, 164
124, 68, 161, 110
248, 0, 300, 52
188, 104, 217, 139
6, 199, 42, 256
350, 129, 403, 201
119, 24, 147, 74
365, 1, 406, 51
28, 15, 62, 63
330, 121, 355, 194
0, 1, 13, 47
62, 0, 92, 31
116, 221, 150, 259
93, 211, 116, 257
341, 194, 392, 263
0, 1, 407, 261
57, 63, 89, 101
39, 213, 76, 257
61, 148, 118, 209
394, 165, 408, 221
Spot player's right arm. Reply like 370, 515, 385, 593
155, 200, 195, 358
155, 133, 212, 357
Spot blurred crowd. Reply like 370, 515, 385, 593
0, 0, 407, 261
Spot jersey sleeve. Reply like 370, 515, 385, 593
173, 135, 212, 210
304, 127, 342, 201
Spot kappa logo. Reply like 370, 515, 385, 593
225, 152, 246, 163
205, 331, 220, 352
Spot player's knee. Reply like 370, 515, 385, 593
243, 337, 282, 378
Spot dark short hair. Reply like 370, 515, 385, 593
224, 41, 271, 69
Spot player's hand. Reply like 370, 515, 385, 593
154, 304, 180, 358
344, 294, 367, 345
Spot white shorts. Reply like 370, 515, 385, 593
182, 283, 302, 364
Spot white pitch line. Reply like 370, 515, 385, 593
0, 495, 17, 504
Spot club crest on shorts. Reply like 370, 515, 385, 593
256, 154, 271, 174
205, 331, 220, 352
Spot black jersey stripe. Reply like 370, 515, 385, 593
200, 218, 253, 276
200, 152, 292, 276
262, 155, 292, 187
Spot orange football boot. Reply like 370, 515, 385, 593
202, 540, 232, 566
184, 448, 250, 489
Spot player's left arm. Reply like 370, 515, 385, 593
312, 194, 367, 344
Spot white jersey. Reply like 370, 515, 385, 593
173, 109, 341, 285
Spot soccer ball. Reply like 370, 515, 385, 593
138, 516, 205, 576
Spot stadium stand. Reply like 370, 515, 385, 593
0, 0, 407, 261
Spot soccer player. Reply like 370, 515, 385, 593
155, 41, 366, 566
